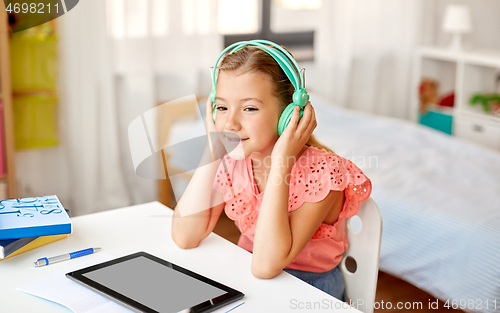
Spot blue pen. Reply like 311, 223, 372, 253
34, 248, 101, 268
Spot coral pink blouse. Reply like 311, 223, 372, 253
212, 145, 372, 273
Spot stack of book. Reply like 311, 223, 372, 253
0, 195, 72, 260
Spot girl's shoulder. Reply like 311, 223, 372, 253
292, 145, 365, 182
288, 145, 371, 214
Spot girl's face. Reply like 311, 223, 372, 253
214, 70, 281, 160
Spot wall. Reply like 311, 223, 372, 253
424, 0, 500, 50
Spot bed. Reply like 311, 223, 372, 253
164, 93, 500, 313
309, 94, 500, 313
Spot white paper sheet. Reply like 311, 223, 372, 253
17, 254, 132, 313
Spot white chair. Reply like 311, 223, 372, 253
339, 197, 383, 313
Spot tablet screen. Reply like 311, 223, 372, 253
82, 256, 225, 312
66, 252, 244, 313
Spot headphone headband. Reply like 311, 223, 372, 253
210, 40, 309, 136
211, 40, 305, 93
251, 39, 305, 89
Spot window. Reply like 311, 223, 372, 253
218, 0, 260, 35
106, 0, 212, 38
106, 0, 168, 38
218, 0, 322, 60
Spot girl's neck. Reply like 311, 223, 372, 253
249, 149, 272, 195
250, 144, 310, 170
249, 139, 276, 172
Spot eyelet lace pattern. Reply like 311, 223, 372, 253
213, 147, 372, 239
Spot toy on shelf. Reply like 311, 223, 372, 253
419, 78, 455, 113
419, 78, 439, 113
468, 72, 500, 117
469, 93, 500, 117
439, 92, 455, 107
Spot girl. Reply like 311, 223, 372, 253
171, 42, 372, 301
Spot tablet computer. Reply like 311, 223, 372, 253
66, 252, 244, 313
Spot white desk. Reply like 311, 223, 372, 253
0, 202, 359, 312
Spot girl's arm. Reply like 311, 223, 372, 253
252, 102, 344, 278
171, 97, 227, 249
171, 144, 226, 249
251, 164, 344, 279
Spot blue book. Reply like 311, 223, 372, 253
0, 195, 72, 240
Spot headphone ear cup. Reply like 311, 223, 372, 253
278, 103, 304, 136
293, 89, 310, 107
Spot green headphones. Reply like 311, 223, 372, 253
210, 39, 309, 136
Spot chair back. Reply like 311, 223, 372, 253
339, 198, 382, 313
157, 98, 201, 207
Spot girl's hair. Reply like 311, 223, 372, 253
218, 45, 334, 153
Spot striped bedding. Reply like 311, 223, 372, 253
310, 94, 500, 313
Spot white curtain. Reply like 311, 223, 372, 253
16, 0, 222, 216
57, 0, 131, 216
313, 0, 422, 119
106, 0, 222, 209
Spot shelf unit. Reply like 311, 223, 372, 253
0, 7, 18, 198
410, 46, 500, 151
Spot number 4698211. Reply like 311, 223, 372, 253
5, 2, 59, 14
444, 299, 497, 310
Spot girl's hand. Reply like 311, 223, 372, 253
271, 102, 317, 167
205, 96, 226, 161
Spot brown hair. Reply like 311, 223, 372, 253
218, 45, 334, 153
